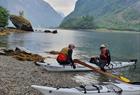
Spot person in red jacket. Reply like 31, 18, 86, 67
57, 44, 76, 69
90, 44, 111, 71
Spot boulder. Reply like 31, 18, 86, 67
44, 30, 51, 33
52, 30, 57, 34
10, 15, 34, 31
44, 30, 58, 34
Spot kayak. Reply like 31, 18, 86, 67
35, 58, 137, 72
32, 82, 140, 95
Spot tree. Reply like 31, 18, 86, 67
0, 6, 9, 27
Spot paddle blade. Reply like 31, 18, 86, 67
120, 76, 130, 83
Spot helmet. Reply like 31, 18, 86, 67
68, 44, 75, 49
100, 44, 106, 48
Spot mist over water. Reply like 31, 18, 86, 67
0, 29, 140, 82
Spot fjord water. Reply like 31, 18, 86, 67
0, 29, 140, 82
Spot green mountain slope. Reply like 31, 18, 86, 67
60, 0, 140, 31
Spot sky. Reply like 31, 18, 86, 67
44, 0, 77, 16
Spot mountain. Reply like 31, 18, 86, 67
60, 0, 140, 31
0, 0, 64, 27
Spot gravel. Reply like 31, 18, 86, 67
0, 55, 81, 95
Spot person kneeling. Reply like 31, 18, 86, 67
56, 44, 76, 69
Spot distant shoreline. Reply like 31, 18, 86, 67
55, 28, 140, 33
1, 27, 139, 36
89, 28, 140, 33
59, 26, 140, 32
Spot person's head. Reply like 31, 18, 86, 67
68, 44, 75, 50
100, 44, 106, 50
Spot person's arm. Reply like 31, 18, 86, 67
107, 49, 111, 65
68, 49, 73, 63
68, 49, 76, 69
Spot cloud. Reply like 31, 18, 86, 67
44, 0, 77, 16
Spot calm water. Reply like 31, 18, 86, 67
0, 29, 140, 82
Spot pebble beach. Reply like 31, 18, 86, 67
0, 55, 81, 95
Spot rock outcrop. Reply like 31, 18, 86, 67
10, 15, 34, 31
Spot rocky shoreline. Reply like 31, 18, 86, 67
0, 54, 81, 95
0, 28, 29, 36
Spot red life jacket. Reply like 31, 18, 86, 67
57, 53, 68, 62
100, 48, 110, 63
57, 47, 69, 62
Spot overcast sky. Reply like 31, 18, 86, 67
44, 0, 77, 16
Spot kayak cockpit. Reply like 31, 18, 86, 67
75, 83, 122, 94
75, 85, 102, 93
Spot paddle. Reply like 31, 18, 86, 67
74, 59, 130, 83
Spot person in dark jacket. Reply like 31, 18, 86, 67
57, 44, 76, 69
90, 44, 111, 71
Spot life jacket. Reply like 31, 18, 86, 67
57, 47, 69, 62
60, 47, 69, 55
100, 48, 111, 63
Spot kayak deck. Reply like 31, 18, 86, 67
31, 82, 140, 95
36, 58, 136, 72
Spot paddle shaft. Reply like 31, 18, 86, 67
74, 59, 129, 83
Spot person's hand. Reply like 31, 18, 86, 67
106, 64, 109, 66
72, 64, 76, 69
71, 60, 76, 69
